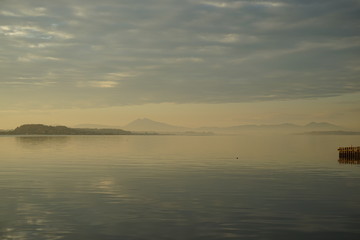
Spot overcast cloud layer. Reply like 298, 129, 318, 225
1, 0, 359, 109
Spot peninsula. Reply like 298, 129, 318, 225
0, 124, 133, 135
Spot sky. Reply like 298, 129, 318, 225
0, 0, 359, 129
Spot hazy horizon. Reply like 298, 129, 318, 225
1, 0, 359, 129
1, 118, 358, 135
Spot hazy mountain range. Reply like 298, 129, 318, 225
0, 119, 356, 135
74, 118, 347, 134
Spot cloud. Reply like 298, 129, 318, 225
90, 81, 118, 88
160, 57, 204, 64
17, 54, 61, 62
201, 0, 285, 9
1, 81, 56, 86
0, 25, 73, 39
198, 33, 260, 44
106, 72, 138, 79
201, 1, 243, 8
72, 6, 88, 18
0, 7, 47, 17
0, 0, 359, 110
77, 81, 119, 88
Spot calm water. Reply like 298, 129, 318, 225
0, 135, 360, 240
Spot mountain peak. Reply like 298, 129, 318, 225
132, 118, 157, 123
124, 118, 186, 132
305, 122, 340, 128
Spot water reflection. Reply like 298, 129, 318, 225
1, 201, 72, 240
338, 159, 360, 165
1, 135, 360, 239
15, 136, 69, 147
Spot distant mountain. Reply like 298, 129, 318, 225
197, 122, 343, 134
73, 119, 344, 134
74, 124, 122, 129
227, 123, 300, 130
304, 122, 340, 129
123, 118, 188, 132
1, 124, 132, 135
198, 123, 298, 132
300, 131, 360, 135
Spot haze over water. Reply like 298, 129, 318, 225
1, 134, 360, 239
1, 0, 360, 239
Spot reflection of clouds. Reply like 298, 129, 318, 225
2, 228, 26, 240
2, 202, 72, 240
93, 179, 131, 202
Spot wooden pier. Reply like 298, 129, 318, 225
338, 146, 360, 163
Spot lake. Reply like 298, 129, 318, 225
0, 135, 359, 240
